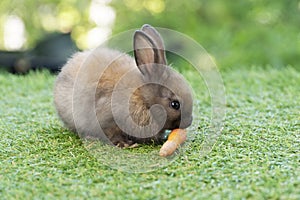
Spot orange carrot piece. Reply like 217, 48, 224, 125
159, 129, 187, 157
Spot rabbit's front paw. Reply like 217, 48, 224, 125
114, 139, 137, 148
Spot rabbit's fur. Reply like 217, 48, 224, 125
54, 24, 193, 147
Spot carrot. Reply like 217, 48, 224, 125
159, 129, 187, 157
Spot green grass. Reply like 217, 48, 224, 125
0, 67, 299, 199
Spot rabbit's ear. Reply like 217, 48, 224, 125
141, 24, 167, 65
134, 30, 162, 76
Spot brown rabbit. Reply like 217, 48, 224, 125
54, 24, 193, 147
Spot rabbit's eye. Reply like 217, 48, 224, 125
170, 100, 180, 110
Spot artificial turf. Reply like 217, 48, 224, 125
0, 66, 299, 199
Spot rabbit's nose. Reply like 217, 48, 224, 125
180, 115, 193, 129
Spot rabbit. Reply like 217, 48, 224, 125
54, 24, 193, 147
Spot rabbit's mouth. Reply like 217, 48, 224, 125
163, 116, 193, 131
179, 116, 193, 129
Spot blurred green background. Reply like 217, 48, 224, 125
0, 0, 299, 70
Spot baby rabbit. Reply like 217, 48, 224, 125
54, 24, 193, 147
